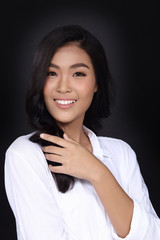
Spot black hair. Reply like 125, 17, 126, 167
26, 25, 114, 193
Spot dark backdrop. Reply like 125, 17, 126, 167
1, 0, 158, 239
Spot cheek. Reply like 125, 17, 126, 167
76, 83, 96, 109
77, 79, 97, 98
43, 79, 54, 97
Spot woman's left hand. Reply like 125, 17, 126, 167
40, 133, 105, 182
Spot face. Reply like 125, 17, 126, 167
43, 42, 97, 126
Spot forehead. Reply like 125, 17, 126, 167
51, 42, 92, 66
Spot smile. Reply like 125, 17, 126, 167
54, 99, 77, 109
54, 99, 76, 105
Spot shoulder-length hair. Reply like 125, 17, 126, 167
26, 25, 114, 193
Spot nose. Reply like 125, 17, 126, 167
57, 75, 72, 93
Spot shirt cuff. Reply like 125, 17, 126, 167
111, 199, 149, 239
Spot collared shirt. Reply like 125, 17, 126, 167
5, 127, 160, 240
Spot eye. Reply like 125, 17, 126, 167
47, 71, 57, 77
73, 72, 86, 77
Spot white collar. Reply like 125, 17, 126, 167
83, 126, 113, 161
83, 126, 104, 160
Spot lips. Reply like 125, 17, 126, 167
54, 99, 77, 109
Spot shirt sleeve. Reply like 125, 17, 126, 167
111, 140, 160, 240
4, 139, 74, 240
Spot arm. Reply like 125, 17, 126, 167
4, 139, 72, 240
41, 133, 160, 239
98, 138, 160, 239
89, 164, 134, 238
41, 133, 133, 238
114, 140, 160, 239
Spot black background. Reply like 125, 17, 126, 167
1, 0, 159, 239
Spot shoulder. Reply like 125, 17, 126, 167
5, 133, 50, 186
7, 133, 41, 154
97, 136, 135, 157
5, 133, 44, 167
97, 135, 138, 173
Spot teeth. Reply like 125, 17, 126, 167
55, 100, 76, 105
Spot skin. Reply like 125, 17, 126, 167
41, 42, 134, 238
43, 42, 97, 149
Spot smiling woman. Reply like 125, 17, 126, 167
43, 42, 97, 126
25, 25, 112, 194
4, 25, 160, 240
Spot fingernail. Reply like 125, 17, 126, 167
63, 133, 69, 139
40, 133, 45, 139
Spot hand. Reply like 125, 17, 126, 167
40, 133, 106, 182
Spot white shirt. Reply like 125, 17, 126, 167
5, 127, 160, 240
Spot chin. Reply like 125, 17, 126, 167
54, 118, 75, 125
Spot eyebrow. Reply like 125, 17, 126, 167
49, 63, 90, 69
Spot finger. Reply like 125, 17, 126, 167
42, 145, 64, 155
45, 153, 63, 164
40, 133, 69, 147
49, 165, 66, 174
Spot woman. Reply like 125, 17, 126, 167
5, 25, 160, 239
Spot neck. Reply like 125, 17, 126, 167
57, 118, 92, 152
58, 119, 84, 143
